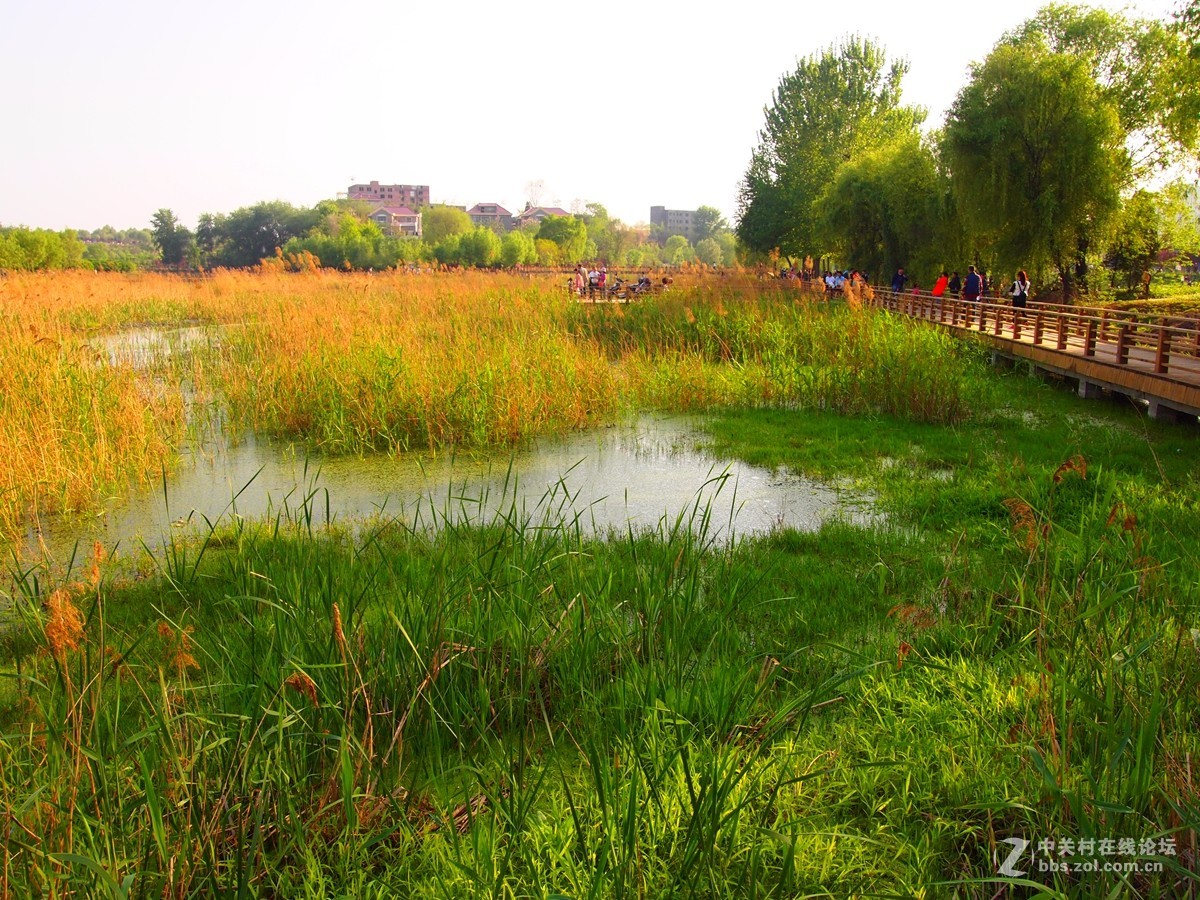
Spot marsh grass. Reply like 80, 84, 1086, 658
2, 270, 1198, 895
3, 431, 1197, 896
0, 269, 989, 537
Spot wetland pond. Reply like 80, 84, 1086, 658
22, 326, 879, 565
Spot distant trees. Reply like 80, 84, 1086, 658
692, 206, 728, 243
737, 36, 924, 260
662, 234, 696, 265
536, 215, 588, 263
421, 206, 473, 245
0, 227, 85, 270
205, 202, 320, 268
150, 208, 193, 267
500, 230, 538, 267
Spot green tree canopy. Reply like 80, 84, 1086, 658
150, 208, 193, 267
536, 215, 588, 262
1003, 4, 1199, 177
421, 206, 473, 245
1104, 191, 1165, 289
663, 234, 695, 265
457, 226, 502, 267
695, 237, 723, 266
0, 227, 85, 270
942, 43, 1126, 293
693, 206, 728, 242
736, 36, 925, 258
207, 201, 319, 268
500, 229, 538, 267
820, 134, 940, 283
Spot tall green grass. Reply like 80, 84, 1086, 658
570, 294, 992, 424
2, 445, 1196, 894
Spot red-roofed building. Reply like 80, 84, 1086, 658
514, 205, 572, 228
467, 203, 515, 231
369, 206, 422, 237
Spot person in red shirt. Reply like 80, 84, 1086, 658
932, 272, 949, 297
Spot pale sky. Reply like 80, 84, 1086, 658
0, 0, 1183, 233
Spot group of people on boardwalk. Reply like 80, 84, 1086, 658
892, 266, 1031, 307
776, 266, 868, 296
572, 264, 607, 297
570, 264, 657, 300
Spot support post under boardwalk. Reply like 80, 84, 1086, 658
1148, 400, 1191, 423
1078, 379, 1104, 400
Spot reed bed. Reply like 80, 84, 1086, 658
0, 269, 989, 536
0, 316, 183, 535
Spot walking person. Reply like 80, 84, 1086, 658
890, 267, 908, 294
948, 271, 961, 299
1010, 270, 1030, 309
963, 265, 982, 303
932, 272, 949, 298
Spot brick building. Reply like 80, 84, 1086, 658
349, 182, 430, 208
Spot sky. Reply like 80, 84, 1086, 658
0, 0, 1185, 233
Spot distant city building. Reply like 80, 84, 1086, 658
349, 182, 430, 208
650, 206, 698, 243
467, 203, 515, 231
369, 206, 422, 237
514, 204, 572, 228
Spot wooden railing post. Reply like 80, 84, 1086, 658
1154, 325, 1169, 374
1057, 315, 1067, 350
1032, 312, 1043, 345
1115, 323, 1130, 365
1084, 319, 1097, 357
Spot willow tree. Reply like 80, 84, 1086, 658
1003, 3, 1199, 180
736, 37, 924, 261
941, 44, 1127, 296
819, 133, 942, 283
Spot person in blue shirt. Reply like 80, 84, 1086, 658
890, 267, 908, 293
963, 265, 982, 302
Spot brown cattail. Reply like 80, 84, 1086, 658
332, 603, 347, 657
285, 671, 319, 706
1052, 455, 1087, 484
1003, 498, 1040, 552
45, 589, 84, 660
89, 540, 105, 587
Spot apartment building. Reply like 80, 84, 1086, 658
650, 206, 698, 242
349, 181, 430, 208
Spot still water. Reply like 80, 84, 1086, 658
28, 416, 875, 562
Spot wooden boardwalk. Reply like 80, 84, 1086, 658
869, 290, 1200, 420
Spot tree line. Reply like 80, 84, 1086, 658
736, 2, 1200, 298
0, 201, 738, 274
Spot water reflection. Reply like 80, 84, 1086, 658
28, 417, 876, 560
89, 324, 217, 369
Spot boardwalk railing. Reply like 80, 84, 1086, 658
869, 290, 1200, 382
